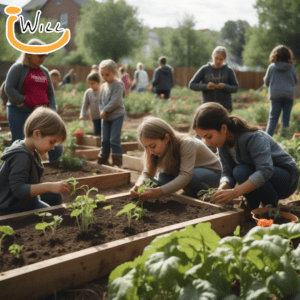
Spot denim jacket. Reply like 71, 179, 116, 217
218, 130, 299, 196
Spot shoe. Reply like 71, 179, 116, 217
97, 153, 109, 165
112, 155, 122, 167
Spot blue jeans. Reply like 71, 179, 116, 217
92, 119, 101, 135
101, 115, 124, 156
7, 105, 63, 162
137, 87, 146, 92
233, 164, 292, 209
153, 168, 221, 198
266, 98, 293, 136
5, 193, 62, 215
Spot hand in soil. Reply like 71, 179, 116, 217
138, 187, 163, 201
49, 181, 72, 195
130, 185, 140, 198
212, 189, 237, 204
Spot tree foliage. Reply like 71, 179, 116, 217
220, 20, 250, 63
75, 0, 145, 64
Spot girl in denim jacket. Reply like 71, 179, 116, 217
193, 102, 299, 209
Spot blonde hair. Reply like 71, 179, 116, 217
137, 116, 188, 177
99, 59, 119, 80
137, 62, 143, 70
24, 107, 67, 142
49, 69, 61, 80
212, 46, 227, 60
17, 38, 46, 66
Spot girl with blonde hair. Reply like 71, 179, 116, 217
130, 116, 221, 200
0, 107, 71, 214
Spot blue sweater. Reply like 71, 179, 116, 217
218, 130, 299, 197
5, 62, 56, 110
264, 62, 298, 100
189, 63, 238, 111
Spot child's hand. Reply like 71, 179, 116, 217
216, 83, 225, 89
100, 111, 107, 121
49, 182, 72, 195
207, 82, 216, 90
130, 185, 140, 198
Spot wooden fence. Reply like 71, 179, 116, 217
0, 61, 298, 93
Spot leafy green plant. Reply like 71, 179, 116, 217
268, 208, 280, 221
9, 244, 23, 258
35, 215, 63, 236
124, 92, 156, 114
121, 131, 137, 142
197, 188, 218, 202
108, 222, 300, 300
0, 226, 14, 253
116, 203, 137, 228
103, 205, 113, 217
35, 212, 53, 222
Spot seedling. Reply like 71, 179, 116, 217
66, 177, 88, 196
9, 244, 23, 258
268, 208, 280, 221
197, 188, 218, 202
35, 215, 63, 236
116, 203, 137, 228
35, 212, 52, 222
103, 205, 113, 217
0, 226, 14, 253
66, 186, 101, 232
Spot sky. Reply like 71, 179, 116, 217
1, 0, 259, 31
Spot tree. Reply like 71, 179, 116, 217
75, 0, 145, 64
220, 20, 250, 63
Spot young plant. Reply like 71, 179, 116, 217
35, 215, 63, 236
116, 203, 137, 228
0, 226, 14, 253
35, 212, 52, 222
197, 188, 218, 202
268, 207, 280, 221
65, 177, 87, 195
103, 205, 113, 217
9, 244, 23, 258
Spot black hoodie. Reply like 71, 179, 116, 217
152, 65, 173, 90
0, 140, 44, 210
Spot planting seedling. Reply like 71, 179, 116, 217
197, 188, 218, 202
35, 215, 63, 236
65, 177, 87, 195
9, 244, 23, 258
116, 203, 137, 228
0, 226, 14, 253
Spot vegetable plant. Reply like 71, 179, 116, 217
0, 226, 14, 253
268, 208, 280, 221
103, 205, 113, 217
108, 222, 300, 300
35, 215, 63, 236
9, 244, 23, 258
35, 212, 52, 222
197, 188, 218, 202
116, 203, 137, 228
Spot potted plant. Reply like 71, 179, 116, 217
251, 207, 298, 227
72, 129, 84, 145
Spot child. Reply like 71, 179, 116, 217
264, 45, 298, 136
130, 116, 221, 200
192, 102, 299, 209
79, 72, 102, 136
0, 107, 71, 214
49, 69, 61, 91
119, 65, 132, 96
97, 59, 125, 167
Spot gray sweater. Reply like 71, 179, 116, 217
80, 88, 101, 120
0, 140, 44, 210
136, 137, 222, 195
152, 65, 173, 90
5, 62, 56, 110
189, 63, 238, 111
99, 80, 125, 121
264, 62, 298, 100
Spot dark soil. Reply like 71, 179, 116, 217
254, 212, 292, 225
0, 196, 223, 273
42, 162, 118, 183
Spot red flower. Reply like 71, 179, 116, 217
73, 129, 84, 137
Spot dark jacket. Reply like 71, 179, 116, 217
152, 65, 173, 90
218, 130, 299, 197
0, 140, 44, 210
5, 62, 56, 110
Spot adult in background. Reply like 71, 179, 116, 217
5, 38, 63, 162
131, 62, 149, 92
264, 45, 298, 136
152, 56, 173, 100
62, 68, 76, 86
189, 46, 238, 112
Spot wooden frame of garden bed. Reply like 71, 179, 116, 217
0, 192, 244, 300
123, 154, 144, 171
43, 162, 131, 192
73, 142, 141, 160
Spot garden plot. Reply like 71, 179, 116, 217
123, 150, 144, 172
43, 161, 130, 199
0, 192, 243, 300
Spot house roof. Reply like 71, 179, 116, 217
22, 0, 90, 12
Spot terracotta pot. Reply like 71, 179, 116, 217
75, 135, 83, 145
251, 207, 298, 227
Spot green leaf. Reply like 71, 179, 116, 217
197, 190, 208, 196
35, 223, 49, 231
35, 212, 52, 217
234, 225, 240, 236
93, 173, 97, 176
103, 205, 112, 210
71, 209, 83, 217
96, 194, 106, 202
243, 280, 269, 300
116, 203, 136, 216
219, 236, 243, 254
137, 186, 146, 194
0, 226, 14, 235
177, 279, 220, 300
145, 252, 180, 280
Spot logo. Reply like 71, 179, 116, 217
5, 6, 70, 54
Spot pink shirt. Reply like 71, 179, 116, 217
121, 74, 132, 92
22, 68, 49, 108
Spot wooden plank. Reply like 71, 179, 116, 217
0, 193, 243, 300
122, 154, 144, 172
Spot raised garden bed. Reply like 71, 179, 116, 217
43, 161, 131, 197
0, 192, 244, 300
0, 121, 9, 131
122, 151, 144, 172
73, 142, 141, 160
